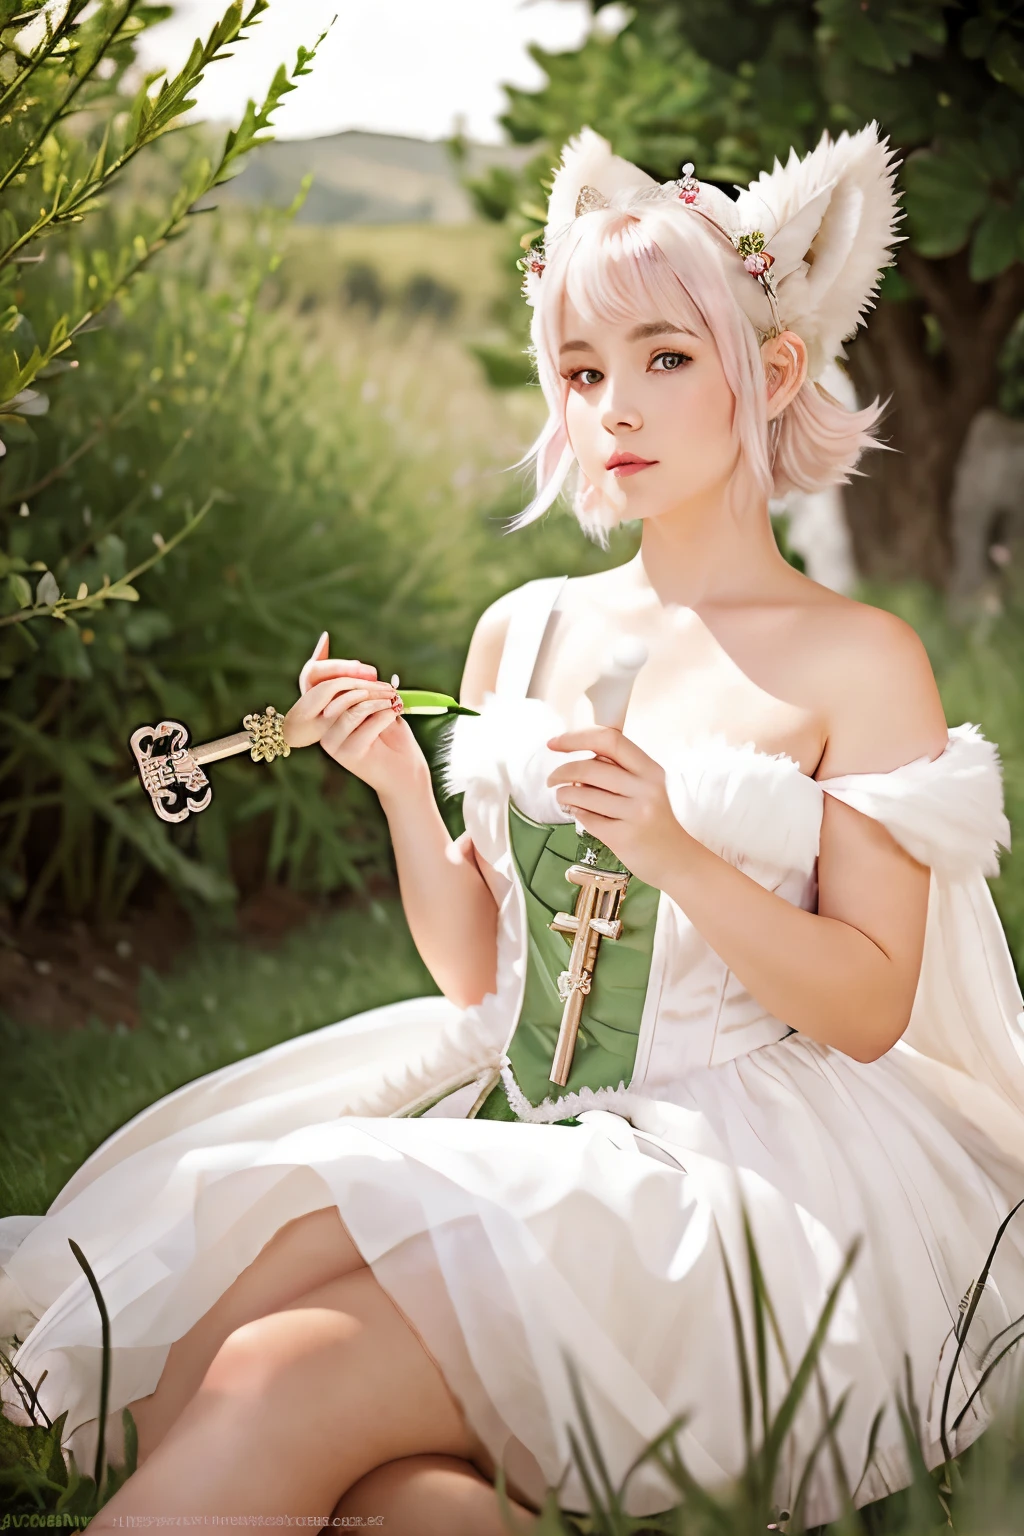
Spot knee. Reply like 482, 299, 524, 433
335, 1454, 540, 1532
203, 1306, 358, 1399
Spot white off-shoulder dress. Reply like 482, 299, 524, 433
4, 575, 1024, 1527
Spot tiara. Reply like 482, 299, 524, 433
517, 124, 904, 379
518, 161, 783, 340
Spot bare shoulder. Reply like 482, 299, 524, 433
798, 586, 949, 778
458, 586, 524, 708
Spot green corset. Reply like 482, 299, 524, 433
473, 798, 660, 1125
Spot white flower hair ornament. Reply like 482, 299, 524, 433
519, 121, 906, 384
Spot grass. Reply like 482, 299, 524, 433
0, 896, 435, 1219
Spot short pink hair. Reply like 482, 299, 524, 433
507, 204, 893, 548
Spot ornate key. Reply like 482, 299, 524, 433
548, 864, 631, 1086
129, 689, 477, 823
129, 707, 290, 824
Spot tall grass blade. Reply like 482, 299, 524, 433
939, 1193, 1024, 1460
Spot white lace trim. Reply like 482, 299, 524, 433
498, 1065, 651, 1124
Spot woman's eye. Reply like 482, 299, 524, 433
651, 351, 691, 372
569, 368, 603, 388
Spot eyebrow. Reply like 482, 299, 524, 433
558, 321, 697, 357
631, 321, 696, 342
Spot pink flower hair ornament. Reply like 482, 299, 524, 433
517, 122, 906, 384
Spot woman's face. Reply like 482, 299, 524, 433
557, 291, 739, 523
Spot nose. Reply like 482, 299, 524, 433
599, 390, 642, 435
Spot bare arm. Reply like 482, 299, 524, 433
547, 607, 951, 1063
657, 799, 932, 1063
378, 595, 515, 1009
285, 607, 513, 1010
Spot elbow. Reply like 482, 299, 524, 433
845, 1005, 913, 1065
840, 949, 919, 1064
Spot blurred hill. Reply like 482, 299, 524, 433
212, 128, 535, 224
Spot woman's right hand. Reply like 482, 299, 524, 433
284, 631, 430, 803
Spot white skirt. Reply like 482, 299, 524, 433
3, 992, 1024, 1526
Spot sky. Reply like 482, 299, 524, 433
133, 1, 624, 144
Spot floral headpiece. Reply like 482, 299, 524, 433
518, 123, 905, 383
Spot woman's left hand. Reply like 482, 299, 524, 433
546, 726, 693, 888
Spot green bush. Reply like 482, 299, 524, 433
0, 0, 336, 924
0, 0, 624, 932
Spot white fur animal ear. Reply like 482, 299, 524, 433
536, 120, 905, 384
543, 126, 657, 250
732, 120, 905, 380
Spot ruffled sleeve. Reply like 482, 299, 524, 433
663, 736, 823, 878
816, 723, 1011, 879
822, 723, 1024, 1165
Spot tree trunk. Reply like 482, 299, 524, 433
842, 247, 1024, 589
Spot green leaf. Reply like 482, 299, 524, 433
902, 145, 988, 256
7, 571, 31, 607
396, 688, 479, 716
970, 199, 1023, 281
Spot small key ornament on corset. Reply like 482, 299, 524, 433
549, 864, 632, 1085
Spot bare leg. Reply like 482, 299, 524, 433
123, 1205, 365, 1463
88, 1267, 484, 1526
334, 1454, 540, 1534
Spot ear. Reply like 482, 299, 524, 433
763, 330, 808, 419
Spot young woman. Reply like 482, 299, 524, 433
4, 122, 1024, 1535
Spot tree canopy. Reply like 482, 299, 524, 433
464, 0, 1024, 586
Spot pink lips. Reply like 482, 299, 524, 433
606, 453, 657, 477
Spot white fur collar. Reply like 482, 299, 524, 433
438, 696, 1010, 880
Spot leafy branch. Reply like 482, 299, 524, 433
0, 0, 98, 125
0, 3, 329, 415
0, 487, 223, 628
0, 0, 144, 203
